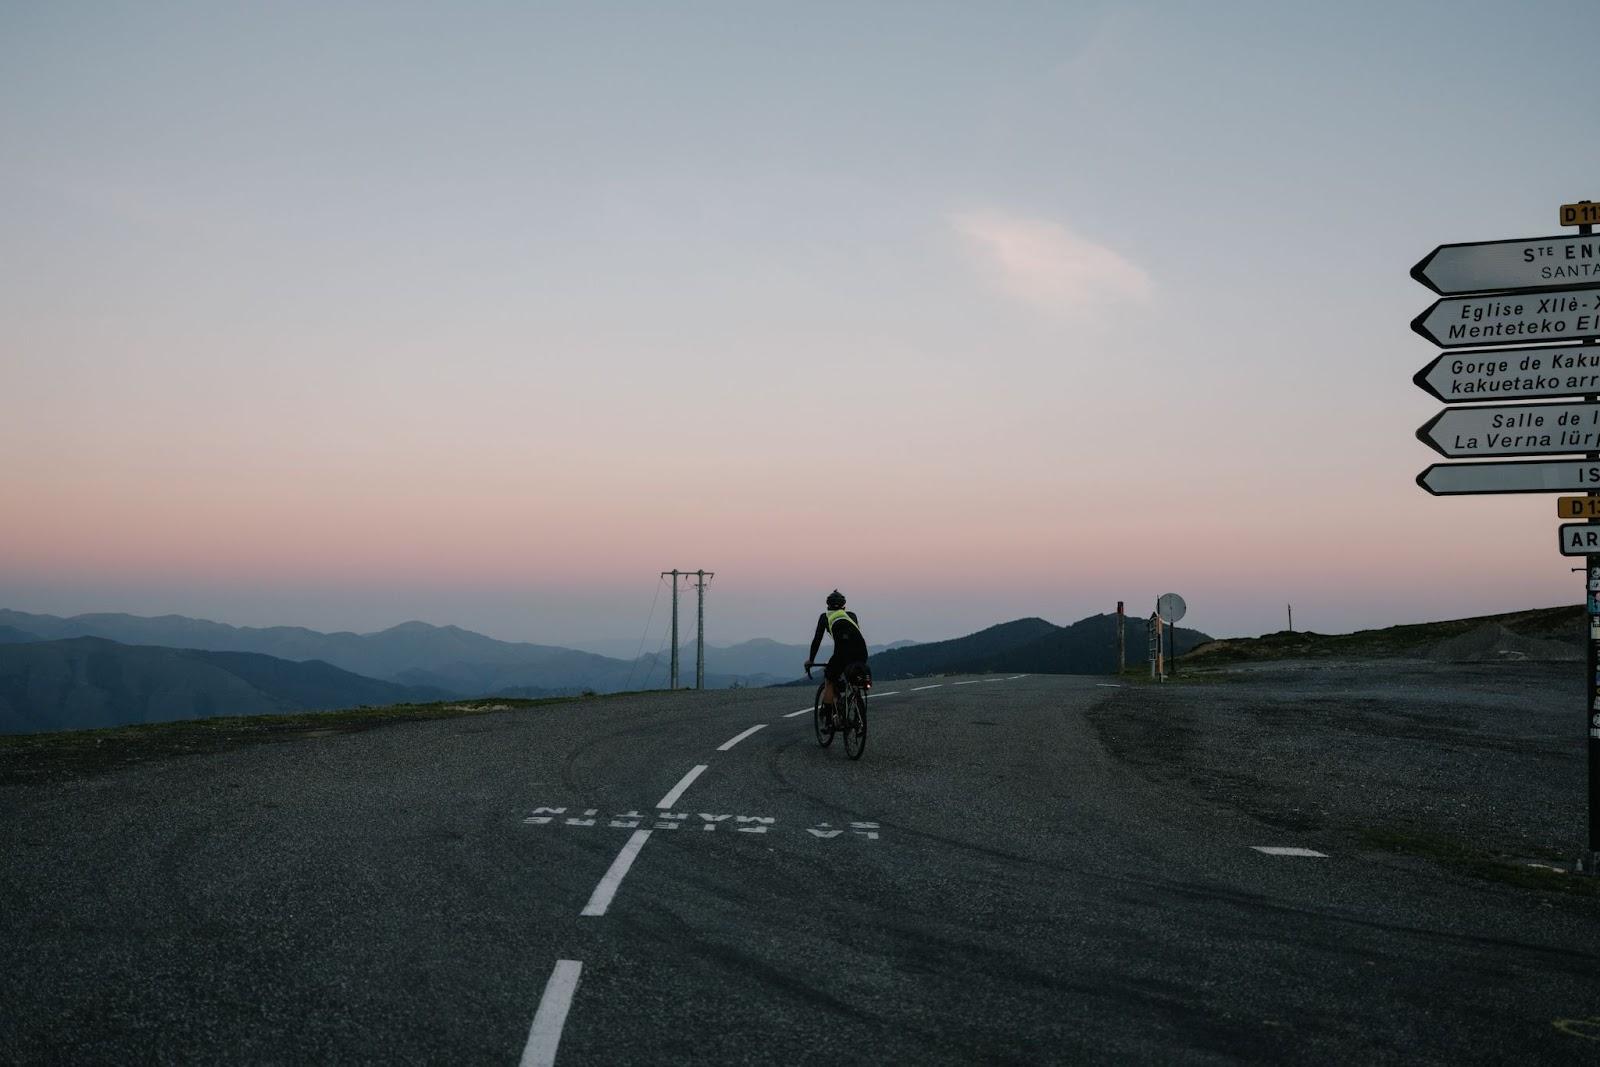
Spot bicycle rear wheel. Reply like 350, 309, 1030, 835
813, 682, 835, 748
843, 689, 867, 760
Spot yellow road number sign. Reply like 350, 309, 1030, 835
1561, 202, 1600, 227
1558, 496, 1600, 517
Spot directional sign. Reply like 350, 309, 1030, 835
1559, 496, 1600, 518
1416, 459, 1600, 496
1416, 401, 1600, 458
1412, 288, 1600, 348
1414, 345, 1600, 403
1411, 234, 1600, 295
1560, 523, 1600, 555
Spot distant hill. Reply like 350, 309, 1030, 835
0, 626, 39, 644
1184, 605, 1582, 665
867, 614, 1210, 680
0, 609, 908, 696
0, 638, 449, 734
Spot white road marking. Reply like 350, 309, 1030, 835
1251, 846, 1328, 858
910, 684, 942, 691
717, 724, 767, 751
1005, 675, 1026, 680
871, 690, 900, 697
1095, 683, 1123, 688
656, 765, 708, 809
520, 959, 583, 1067
980, 678, 1004, 683
783, 706, 813, 718
582, 830, 652, 916
951, 680, 982, 686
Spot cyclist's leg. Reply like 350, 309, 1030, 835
823, 657, 844, 711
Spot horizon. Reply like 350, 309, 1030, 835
5, 3, 1596, 649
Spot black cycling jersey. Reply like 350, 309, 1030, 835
810, 610, 868, 665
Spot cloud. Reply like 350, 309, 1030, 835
953, 210, 1151, 315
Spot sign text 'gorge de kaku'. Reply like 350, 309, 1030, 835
1411, 201, 1600, 871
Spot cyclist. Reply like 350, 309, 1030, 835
805, 590, 870, 722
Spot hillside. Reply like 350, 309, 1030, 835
0, 638, 448, 734
862, 615, 1210, 680
1183, 605, 1583, 665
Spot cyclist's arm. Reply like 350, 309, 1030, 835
807, 613, 826, 663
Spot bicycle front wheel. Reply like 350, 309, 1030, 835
843, 690, 867, 760
814, 682, 835, 748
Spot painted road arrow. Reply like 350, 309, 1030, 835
1416, 459, 1600, 495
1411, 234, 1600, 295
1412, 288, 1600, 348
1416, 401, 1600, 458
1414, 345, 1600, 403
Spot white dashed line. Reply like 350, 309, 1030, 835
656, 765, 708, 809
980, 678, 1004, 683
520, 959, 582, 1066
717, 724, 767, 751
1251, 846, 1328, 858
871, 690, 900, 697
1005, 675, 1026, 680
910, 684, 942, 691
783, 706, 813, 718
951, 680, 982, 686
1095, 683, 1123, 688
582, 830, 652, 916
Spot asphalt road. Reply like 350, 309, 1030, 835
3, 673, 1599, 1064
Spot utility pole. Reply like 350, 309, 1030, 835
694, 570, 714, 689
661, 570, 680, 689
1288, 604, 1293, 633
660, 569, 714, 691
1116, 601, 1125, 674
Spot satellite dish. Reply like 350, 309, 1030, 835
1157, 593, 1187, 624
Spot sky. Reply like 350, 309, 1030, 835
4, 1, 1599, 652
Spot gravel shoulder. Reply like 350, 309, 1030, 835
1088, 659, 1591, 884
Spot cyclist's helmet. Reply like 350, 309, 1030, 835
826, 590, 846, 609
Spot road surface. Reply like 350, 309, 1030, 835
2, 673, 1597, 1063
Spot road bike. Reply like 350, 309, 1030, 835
805, 662, 868, 760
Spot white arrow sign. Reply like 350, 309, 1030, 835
1560, 523, 1600, 556
1413, 345, 1600, 403
1412, 234, 1600, 295
1412, 289, 1600, 348
1416, 459, 1600, 495
1417, 401, 1600, 458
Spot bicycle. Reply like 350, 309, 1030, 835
804, 661, 868, 760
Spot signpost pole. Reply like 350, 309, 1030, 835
1584, 207, 1600, 874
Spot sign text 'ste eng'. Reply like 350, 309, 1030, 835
1411, 234, 1600, 295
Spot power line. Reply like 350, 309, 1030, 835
623, 576, 665, 692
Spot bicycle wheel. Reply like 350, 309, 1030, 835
843, 689, 867, 760
813, 682, 835, 748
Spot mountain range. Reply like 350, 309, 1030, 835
863, 613, 1210, 680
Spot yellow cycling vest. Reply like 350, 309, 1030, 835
826, 609, 865, 644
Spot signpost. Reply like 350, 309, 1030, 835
1413, 345, 1600, 404
1157, 593, 1186, 679
1415, 401, 1600, 458
1413, 202, 1600, 875
1411, 288, 1600, 348
1412, 234, 1600, 295
1416, 459, 1600, 495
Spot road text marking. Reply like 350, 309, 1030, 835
1251, 846, 1328, 858
582, 830, 652, 916
520, 960, 582, 1067
717, 724, 767, 751
656, 765, 708, 809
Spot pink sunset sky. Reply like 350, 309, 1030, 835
3, 3, 1594, 650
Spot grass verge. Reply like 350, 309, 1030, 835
1359, 828, 1600, 898
0, 694, 625, 786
